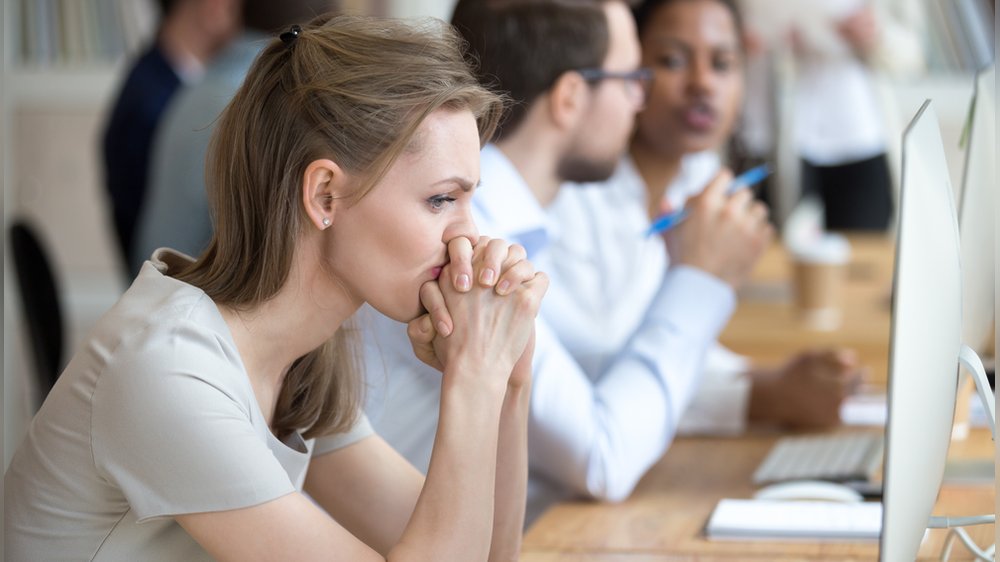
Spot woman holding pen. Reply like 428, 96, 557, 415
6, 14, 545, 561
545, 0, 861, 435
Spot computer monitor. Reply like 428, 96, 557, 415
958, 64, 996, 354
879, 100, 963, 562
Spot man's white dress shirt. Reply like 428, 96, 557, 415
548, 153, 755, 440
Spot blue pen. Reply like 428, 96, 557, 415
645, 164, 771, 237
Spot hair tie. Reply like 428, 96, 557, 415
280, 24, 302, 45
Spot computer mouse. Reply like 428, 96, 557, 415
753, 480, 864, 503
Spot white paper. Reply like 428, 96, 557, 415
841, 393, 888, 427
841, 392, 991, 428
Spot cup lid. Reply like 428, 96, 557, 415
789, 232, 851, 264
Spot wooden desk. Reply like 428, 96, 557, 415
522, 429, 994, 561
522, 235, 996, 561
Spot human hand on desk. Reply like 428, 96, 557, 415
663, 170, 773, 289
407, 236, 546, 388
747, 348, 864, 429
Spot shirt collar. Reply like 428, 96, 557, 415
616, 155, 646, 201
618, 151, 721, 210
473, 144, 554, 258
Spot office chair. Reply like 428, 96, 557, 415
9, 220, 64, 403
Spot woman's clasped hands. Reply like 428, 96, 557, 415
407, 235, 547, 389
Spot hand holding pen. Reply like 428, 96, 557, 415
656, 165, 774, 289
646, 164, 771, 237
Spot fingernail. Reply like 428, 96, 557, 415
480, 268, 495, 285
436, 321, 451, 337
496, 280, 511, 295
456, 274, 471, 291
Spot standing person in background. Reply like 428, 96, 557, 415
546, 0, 863, 444
131, 0, 335, 274
794, 0, 926, 230
102, 0, 241, 271
8, 14, 544, 559
741, 0, 926, 230
361, 0, 772, 526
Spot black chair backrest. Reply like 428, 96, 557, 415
9, 220, 63, 401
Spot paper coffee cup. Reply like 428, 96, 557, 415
789, 233, 851, 331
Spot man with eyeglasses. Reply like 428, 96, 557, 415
359, 0, 771, 525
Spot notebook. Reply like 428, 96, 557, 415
705, 499, 882, 541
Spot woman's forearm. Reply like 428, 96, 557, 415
388, 364, 507, 561
489, 381, 531, 561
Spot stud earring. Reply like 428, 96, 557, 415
322, 217, 331, 227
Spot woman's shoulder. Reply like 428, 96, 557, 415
85, 259, 248, 399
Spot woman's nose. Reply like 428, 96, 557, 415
445, 206, 479, 245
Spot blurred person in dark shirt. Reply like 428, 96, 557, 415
102, 0, 241, 271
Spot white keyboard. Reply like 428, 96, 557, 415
753, 432, 884, 485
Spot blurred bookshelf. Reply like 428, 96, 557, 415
16, 0, 156, 68
6, 0, 156, 105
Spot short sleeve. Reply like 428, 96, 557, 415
311, 414, 374, 458
92, 320, 297, 522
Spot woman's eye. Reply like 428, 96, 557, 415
656, 54, 685, 69
713, 56, 736, 72
428, 195, 457, 211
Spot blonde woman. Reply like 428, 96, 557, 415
5, 15, 546, 561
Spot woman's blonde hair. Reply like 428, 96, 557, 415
176, 14, 504, 439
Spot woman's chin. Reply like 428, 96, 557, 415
371, 301, 423, 325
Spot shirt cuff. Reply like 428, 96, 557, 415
677, 368, 751, 436
647, 264, 736, 343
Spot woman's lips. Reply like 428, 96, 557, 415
680, 104, 717, 131
430, 266, 444, 280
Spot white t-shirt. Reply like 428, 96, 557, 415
794, 57, 886, 165
4, 249, 373, 561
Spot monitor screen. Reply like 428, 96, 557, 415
958, 65, 996, 353
879, 100, 964, 561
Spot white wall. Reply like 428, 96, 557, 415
4, 0, 25, 474
3, 97, 126, 471
3, 0, 127, 473
892, 75, 977, 204
386, 0, 455, 19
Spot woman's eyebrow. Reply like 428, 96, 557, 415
431, 177, 479, 192
650, 36, 739, 52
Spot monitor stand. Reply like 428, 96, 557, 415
957, 345, 996, 439
946, 350, 996, 483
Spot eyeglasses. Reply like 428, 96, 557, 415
576, 67, 654, 105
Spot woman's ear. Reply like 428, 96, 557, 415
302, 158, 347, 230
547, 70, 589, 131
